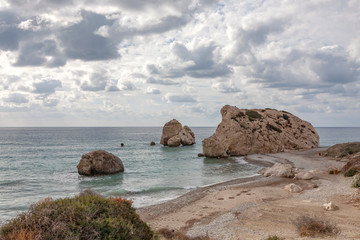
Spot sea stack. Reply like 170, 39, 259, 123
77, 150, 124, 176
202, 105, 319, 158
160, 119, 195, 147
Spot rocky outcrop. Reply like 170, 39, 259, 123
322, 142, 360, 174
202, 105, 319, 157
77, 150, 124, 176
263, 163, 296, 178
160, 119, 195, 147
324, 142, 360, 158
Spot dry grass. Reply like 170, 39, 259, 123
158, 228, 210, 240
5, 228, 37, 240
292, 215, 340, 237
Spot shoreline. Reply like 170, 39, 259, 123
137, 148, 360, 239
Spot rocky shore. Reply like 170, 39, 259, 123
138, 148, 360, 239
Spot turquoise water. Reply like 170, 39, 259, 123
0, 127, 359, 224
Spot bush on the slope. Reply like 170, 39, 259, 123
0, 190, 155, 240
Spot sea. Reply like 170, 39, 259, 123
0, 127, 360, 225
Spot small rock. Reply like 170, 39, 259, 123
323, 201, 338, 211
198, 153, 205, 157
150, 141, 156, 146
294, 171, 314, 180
120, 143, 124, 147
284, 183, 303, 193
263, 163, 295, 178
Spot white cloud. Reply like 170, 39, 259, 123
0, 0, 360, 126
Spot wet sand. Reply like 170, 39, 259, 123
137, 148, 360, 239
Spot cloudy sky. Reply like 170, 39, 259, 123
0, 0, 359, 127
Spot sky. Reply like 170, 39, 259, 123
0, 0, 360, 127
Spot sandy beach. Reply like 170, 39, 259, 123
137, 148, 360, 239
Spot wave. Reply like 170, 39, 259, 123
124, 186, 186, 195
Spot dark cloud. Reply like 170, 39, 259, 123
165, 94, 197, 103
250, 46, 360, 94
14, 40, 66, 67
0, 11, 24, 50
4, 93, 29, 104
33, 79, 62, 94
170, 43, 232, 78
59, 10, 120, 61
312, 47, 359, 84
146, 77, 179, 85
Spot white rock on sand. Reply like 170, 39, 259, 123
263, 162, 295, 178
323, 201, 338, 211
294, 170, 314, 180
284, 183, 303, 193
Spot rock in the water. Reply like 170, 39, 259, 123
179, 126, 196, 146
202, 105, 319, 157
294, 171, 314, 180
160, 119, 195, 147
263, 163, 295, 178
77, 150, 124, 176
160, 119, 183, 146
167, 135, 181, 147
323, 201, 337, 211
284, 183, 303, 193
150, 141, 156, 146
201, 135, 228, 158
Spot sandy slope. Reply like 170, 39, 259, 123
137, 148, 360, 239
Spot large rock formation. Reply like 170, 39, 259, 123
77, 150, 124, 176
160, 119, 195, 147
323, 142, 360, 174
202, 105, 319, 157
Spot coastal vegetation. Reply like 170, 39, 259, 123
0, 190, 155, 240
292, 215, 340, 237
245, 110, 262, 121
158, 228, 210, 240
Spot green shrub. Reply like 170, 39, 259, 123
265, 236, 285, 240
158, 228, 210, 240
344, 169, 358, 177
352, 173, 360, 188
0, 190, 155, 240
282, 114, 290, 120
266, 123, 282, 133
292, 215, 340, 237
246, 110, 262, 121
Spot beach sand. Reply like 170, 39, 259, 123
137, 148, 360, 239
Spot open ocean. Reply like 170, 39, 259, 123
0, 127, 360, 224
